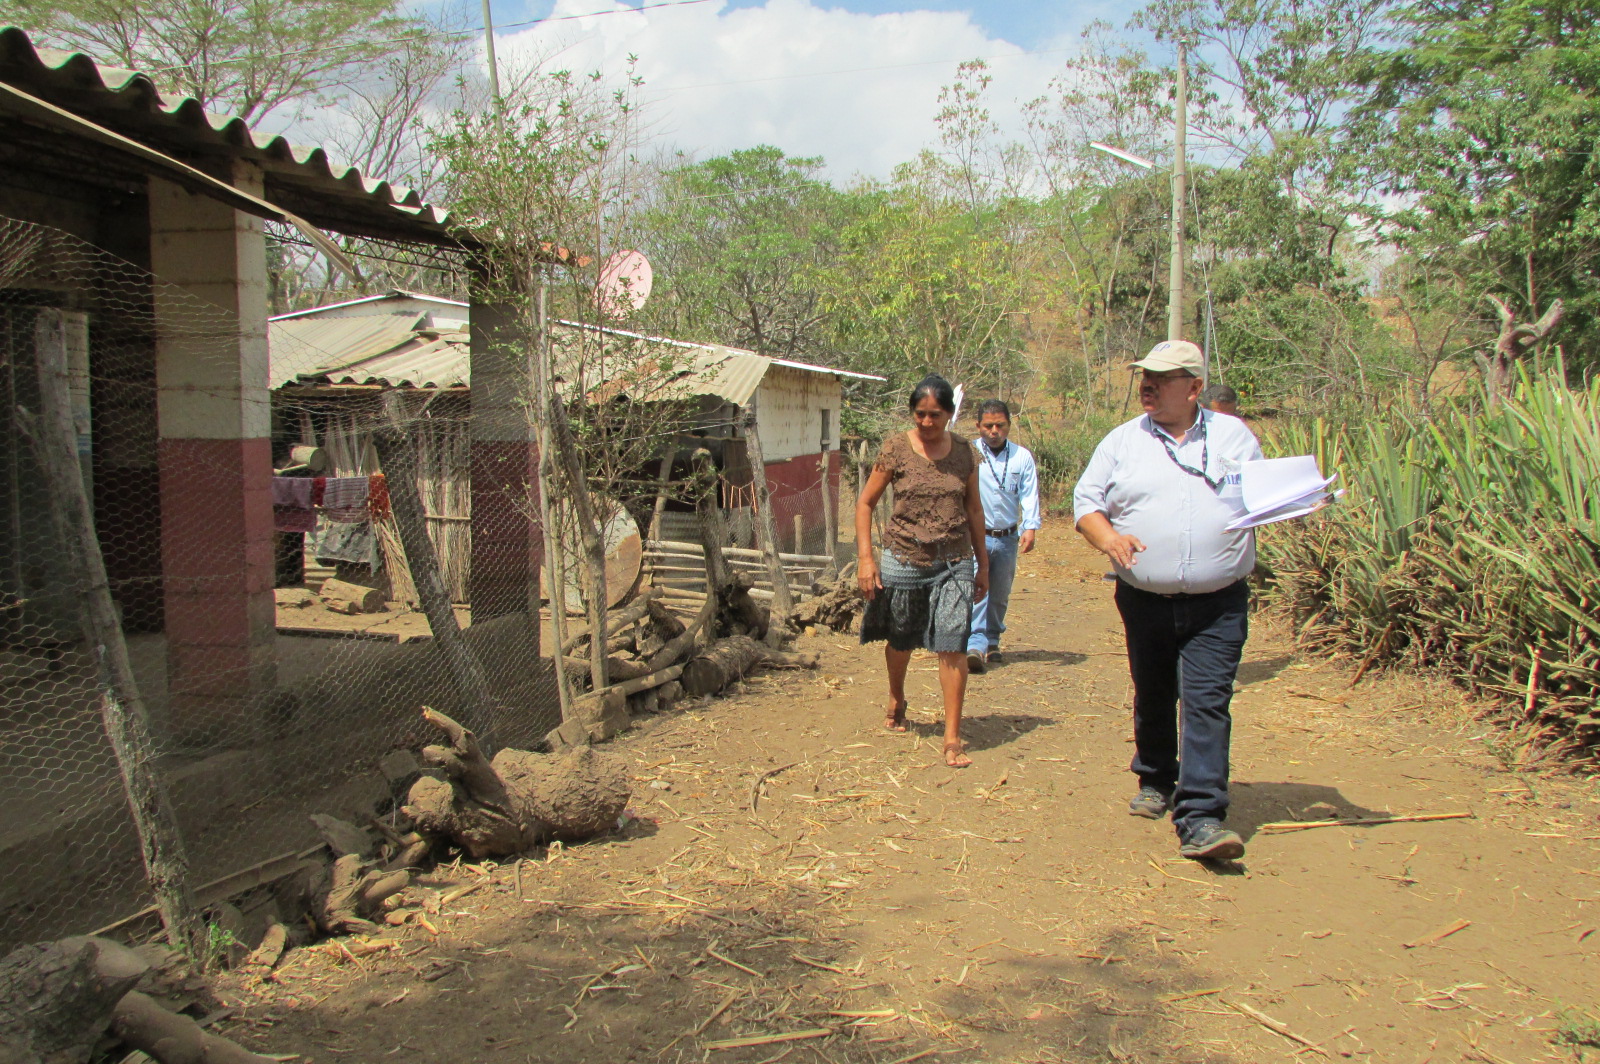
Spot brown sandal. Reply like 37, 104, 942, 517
884, 702, 909, 733
943, 741, 972, 768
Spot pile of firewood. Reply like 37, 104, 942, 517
548, 452, 821, 749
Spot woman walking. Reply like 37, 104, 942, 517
856, 375, 990, 767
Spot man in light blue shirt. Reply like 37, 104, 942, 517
966, 399, 1041, 673
1073, 340, 1262, 862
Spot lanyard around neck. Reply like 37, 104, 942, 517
981, 440, 1012, 492
1153, 413, 1221, 492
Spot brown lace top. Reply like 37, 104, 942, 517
874, 431, 976, 567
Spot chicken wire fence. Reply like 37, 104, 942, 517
0, 214, 556, 952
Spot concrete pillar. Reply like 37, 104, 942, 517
150, 165, 275, 747
467, 291, 542, 632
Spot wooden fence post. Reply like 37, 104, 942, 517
24, 309, 204, 960
742, 401, 792, 646
820, 449, 837, 575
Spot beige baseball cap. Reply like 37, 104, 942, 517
1130, 339, 1204, 375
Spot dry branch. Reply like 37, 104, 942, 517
703, 1029, 834, 1051
1402, 918, 1471, 949
1257, 812, 1472, 834
1225, 998, 1330, 1057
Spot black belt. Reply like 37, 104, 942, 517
986, 525, 1018, 537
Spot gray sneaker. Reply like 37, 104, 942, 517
1179, 820, 1245, 861
1128, 785, 1172, 819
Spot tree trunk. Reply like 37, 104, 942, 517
23, 311, 204, 961
648, 448, 675, 540
547, 396, 609, 690
404, 708, 630, 855
372, 391, 500, 753
531, 278, 578, 721
820, 449, 837, 576
742, 404, 792, 646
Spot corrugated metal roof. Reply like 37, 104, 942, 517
320, 335, 469, 389
272, 289, 468, 321
0, 26, 457, 245
267, 313, 444, 388
270, 302, 884, 398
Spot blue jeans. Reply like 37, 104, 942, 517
968, 532, 1020, 655
1113, 579, 1250, 835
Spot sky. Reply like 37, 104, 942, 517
476, 0, 1155, 180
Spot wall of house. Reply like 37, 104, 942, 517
752, 366, 841, 462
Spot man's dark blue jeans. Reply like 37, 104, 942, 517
1113, 578, 1250, 835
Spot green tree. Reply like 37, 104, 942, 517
634, 147, 842, 361
1344, 0, 1600, 367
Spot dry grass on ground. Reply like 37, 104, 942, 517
214, 535, 1600, 1063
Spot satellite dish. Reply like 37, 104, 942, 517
595, 249, 653, 318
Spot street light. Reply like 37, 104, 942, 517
1088, 142, 1157, 170
1089, 40, 1189, 344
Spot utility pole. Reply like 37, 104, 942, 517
482, 0, 501, 100
1168, 38, 1188, 343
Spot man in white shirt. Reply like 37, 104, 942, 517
1072, 340, 1262, 861
966, 400, 1042, 674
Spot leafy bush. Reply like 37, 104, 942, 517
1255, 370, 1600, 761
1016, 408, 1130, 507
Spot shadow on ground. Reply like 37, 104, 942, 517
907, 713, 1055, 752
1235, 654, 1293, 686
992, 649, 1089, 667
1229, 781, 1388, 839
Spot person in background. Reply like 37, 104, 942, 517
857, 375, 990, 768
1072, 340, 1262, 861
965, 399, 1041, 674
1201, 382, 1240, 417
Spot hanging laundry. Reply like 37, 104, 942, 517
368, 472, 391, 521
321, 476, 370, 523
314, 520, 378, 567
272, 475, 317, 533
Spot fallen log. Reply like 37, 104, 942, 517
559, 588, 662, 655
111, 989, 275, 1064
0, 936, 275, 1064
0, 938, 144, 1064
320, 578, 384, 614
403, 707, 630, 857
681, 635, 820, 697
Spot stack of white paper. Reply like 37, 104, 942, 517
1225, 455, 1341, 531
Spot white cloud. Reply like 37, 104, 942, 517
494, 0, 1075, 181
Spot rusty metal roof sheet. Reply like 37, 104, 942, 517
270, 313, 472, 389
0, 25, 458, 245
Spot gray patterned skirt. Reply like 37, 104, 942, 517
859, 552, 975, 653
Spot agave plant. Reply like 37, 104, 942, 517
1256, 369, 1600, 760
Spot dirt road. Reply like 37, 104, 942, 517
222, 536, 1600, 1063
